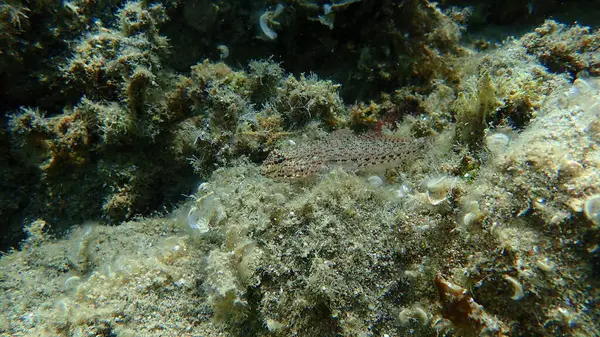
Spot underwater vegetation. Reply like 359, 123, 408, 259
1, 0, 600, 336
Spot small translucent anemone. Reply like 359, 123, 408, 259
503, 274, 524, 300
485, 132, 510, 155
462, 200, 482, 227
367, 175, 383, 188
187, 190, 224, 234
583, 194, 600, 227
188, 205, 210, 234
216, 45, 229, 59
421, 175, 456, 205
398, 304, 430, 326
259, 4, 284, 40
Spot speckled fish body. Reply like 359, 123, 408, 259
260, 129, 424, 179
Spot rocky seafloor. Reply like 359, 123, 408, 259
1, 1, 599, 336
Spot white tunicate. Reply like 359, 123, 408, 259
367, 175, 383, 188
584, 195, 600, 227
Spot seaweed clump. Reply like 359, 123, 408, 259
2, 70, 600, 336
2, 5, 350, 246
522, 20, 600, 78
